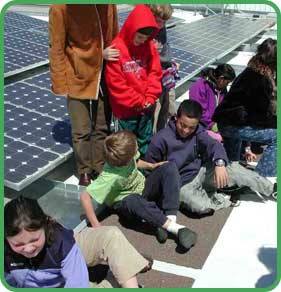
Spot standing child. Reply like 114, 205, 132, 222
80, 130, 197, 250
4, 196, 150, 288
147, 4, 179, 132
105, 5, 162, 158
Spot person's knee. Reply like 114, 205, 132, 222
122, 195, 142, 212
103, 226, 123, 241
161, 161, 179, 176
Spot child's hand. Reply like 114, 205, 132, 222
149, 161, 168, 170
245, 147, 257, 162
144, 102, 152, 109
92, 221, 102, 228
103, 45, 120, 61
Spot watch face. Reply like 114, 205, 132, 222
215, 159, 225, 166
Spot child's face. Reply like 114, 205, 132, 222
176, 114, 199, 138
133, 32, 150, 46
6, 228, 46, 259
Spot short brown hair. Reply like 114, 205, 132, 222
103, 130, 137, 167
147, 4, 173, 20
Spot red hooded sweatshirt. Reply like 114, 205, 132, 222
105, 4, 162, 119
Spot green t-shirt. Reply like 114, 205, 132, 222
86, 153, 145, 207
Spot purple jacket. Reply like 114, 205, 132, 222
145, 119, 228, 185
189, 77, 225, 130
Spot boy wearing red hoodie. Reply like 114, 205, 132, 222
105, 5, 162, 158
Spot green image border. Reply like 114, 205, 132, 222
0, 0, 280, 291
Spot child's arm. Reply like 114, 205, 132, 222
80, 191, 101, 228
137, 159, 167, 170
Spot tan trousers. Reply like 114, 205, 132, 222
74, 226, 148, 287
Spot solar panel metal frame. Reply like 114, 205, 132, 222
4, 71, 72, 191
170, 14, 273, 88
4, 136, 72, 191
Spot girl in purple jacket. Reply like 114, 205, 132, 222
4, 196, 149, 288
189, 64, 235, 142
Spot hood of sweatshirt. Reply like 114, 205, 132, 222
118, 4, 159, 49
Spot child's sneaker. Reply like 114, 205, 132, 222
155, 227, 168, 244
177, 228, 197, 250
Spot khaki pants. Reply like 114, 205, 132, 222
74, 226, 148, 287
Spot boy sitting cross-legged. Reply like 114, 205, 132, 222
80, 130, 197, 250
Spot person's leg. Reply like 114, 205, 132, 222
225, 162, 274, 196
156, 89, 169, 132
74, 226, 148, 288
91, 92, 112, 174
218, 125, 242, 161
118, 117, 138, 133
143, 162, 180, 216
67, 97, 92, 175
168, 88, 176, 119
117, 195, 197, 249
153, 99, 161, 134
118, 194, 168, 227
136, 114, 154, 158
180, 167, 232, 213
238, 127, 277, 177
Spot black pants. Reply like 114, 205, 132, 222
113, 162, 181, 227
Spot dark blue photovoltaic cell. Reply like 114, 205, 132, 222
4, 24, 24, 34
4, 81, 68, 120
5, 35, 49, 59
4, 47, 46, 72
8, 30, 48, 45
4, 61, 22, 73
24, 71, 52, 90
5, 11, 48, 29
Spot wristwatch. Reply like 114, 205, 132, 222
215, 159, 226, 167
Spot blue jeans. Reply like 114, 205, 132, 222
219, 125, 277, 177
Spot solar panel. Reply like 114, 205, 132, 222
4, 71, 73, 191
5, 35, 49, 59
118, 9, 184, 29
168, 14, 272, 87
5, 11, 48, 29
4, 11, 49, 77
4, 135, 71, 190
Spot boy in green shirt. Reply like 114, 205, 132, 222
80, 130, 197, 250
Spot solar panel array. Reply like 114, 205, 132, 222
4, 11, 49, 77
168, 14, 272, 86
4, 72, 72, 191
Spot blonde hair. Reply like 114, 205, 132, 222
103, 130, 137, 167
147, 4, 173, 20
